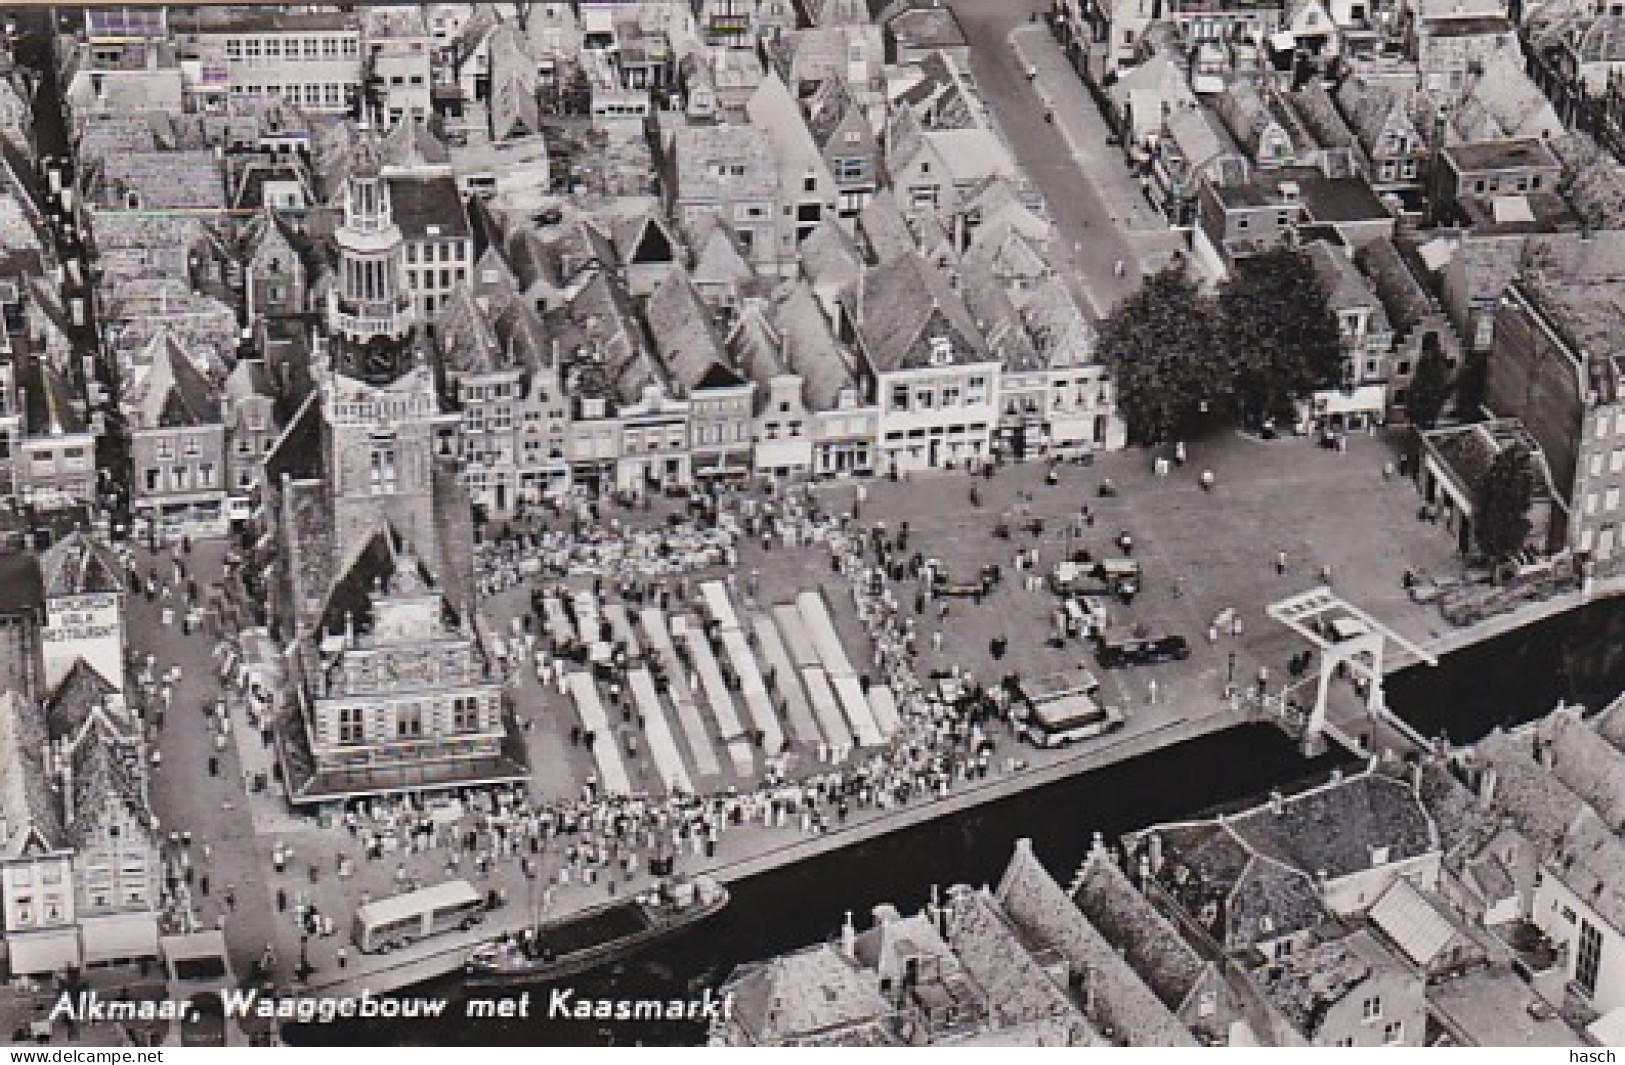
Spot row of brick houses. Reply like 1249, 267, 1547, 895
0, 0, 1131, 803
23, 14, 1124, 537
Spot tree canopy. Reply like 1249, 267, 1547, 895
1404, 332, 1452, 429
1100, 266, 1230, 445
1474, 445, 1537, 563
1218, 247, 1346, 429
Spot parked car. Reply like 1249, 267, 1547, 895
1094, 628, 1190, 668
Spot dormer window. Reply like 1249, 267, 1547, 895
928, 336, 953, 366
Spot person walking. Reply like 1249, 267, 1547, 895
1276, 550, 1288, 575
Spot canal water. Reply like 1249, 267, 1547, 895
292, 593, 1625, 1046
292, 723, 1346, 1046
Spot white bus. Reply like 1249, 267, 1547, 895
352, 880, 487, 954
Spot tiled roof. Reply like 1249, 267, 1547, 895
21, 358, 86, 438
63, 715, 150, 849
1453, 53, 1563, 141
1412, 759, 1499, 860
726, 299, 787, 386
723, 944, 896, 1046
1595, 691, 1625, 754
38, 532, 124, 598
1226, 772, 1436, 880
1538, 706, 1625, 830
380, 116, 451, 171
1308, 240, 1387, 334
1476, 728, 1587, 855
997, 843, 1196, 1047
774, 280, 856, 410
691, 217, 757, 288
493, 297, 555, 372
97, 149, 225, 210
645, 268, 732, 393
1256, 930, 1385, 1039
959, 260, 1038, 370
1226, 857, 1327, 946
943, 886, 1100, 1043
44, 656, 122, 744
436, 285, 509, 376
1553, 808, 1625, 934
127, 330, 221, 430
0, 690, 63, 856
846, 252, 989, 372
612, 208, 680, 269
857, 190, 917, 265
799, 217, 865, 292
1355, 237, 1434, 335
1020, 277, 1097, 370
669, 123, 778, 204
1069, 849, 1205, 1018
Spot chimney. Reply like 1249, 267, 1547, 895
1270, 788, 1285, 815
1478, 765, 1499, 810
871, 902, 900, 927
1148, 832, 1164, 875
1014, 837, 1035, 864
1329, 767, 1343, 785
840, 910, 856, 960
1090, 830, 1108, 860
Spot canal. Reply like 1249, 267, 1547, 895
293, 590, 1625, 1046
292, 722, 1348, 1046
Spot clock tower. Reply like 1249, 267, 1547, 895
328, 130, 415, 384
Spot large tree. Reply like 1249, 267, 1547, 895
1404, 332, 1452, 429
1218, 247, 1347, 429
1474, 445, 1537, 564
1100, 266, 1230, 444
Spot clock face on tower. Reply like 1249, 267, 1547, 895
350, 335, 409, 386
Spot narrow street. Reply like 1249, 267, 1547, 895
949, 0, 1185, 317
124, 543, 279, 981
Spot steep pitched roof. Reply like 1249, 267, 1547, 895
38, 532, 124, 598
1355, 237, 1434, 337
44, 656, 122, 744
1537, 707, 1625, 830
21, 358, 87, 437
436, 285, 509, 376
0, 690, 62, 856
1020, 276, 1097, 370
1476, 728, 1588, 855
996, 843, 1197, 1047
724, 944, 895, 1046
856, 190, 917, 265
128, 330, 221, 429
645, 268, 735, 393
846, 252, 989, 372
690, 216, 755, 288
63, 717, 150, 849
799, 217, 865, 292
775, 280, 856, 409
262, 388, 326, 488
1552, 807, 1625, 935
1070, 847, 1206, 1016
1225, 772, 1437, 880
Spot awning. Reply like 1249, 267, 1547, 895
8, 927, 81, 975
81, 913, 160, 964
1314, 384, 1388, 417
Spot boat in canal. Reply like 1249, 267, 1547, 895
463, 876, 729, 987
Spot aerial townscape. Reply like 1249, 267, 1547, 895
3, 0, 1625, 1052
